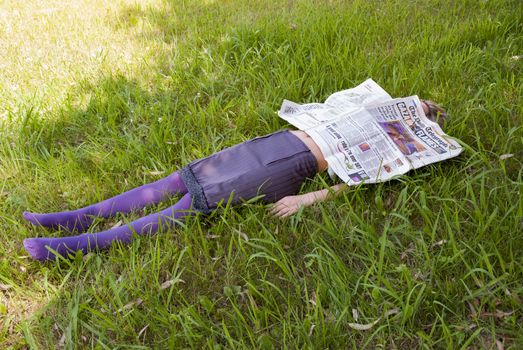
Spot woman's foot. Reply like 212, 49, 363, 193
23, 210, 93, 232
23, 234, 98, 261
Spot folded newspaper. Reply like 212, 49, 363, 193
278, 79, 463, 185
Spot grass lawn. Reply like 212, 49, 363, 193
1, 0, 522, 348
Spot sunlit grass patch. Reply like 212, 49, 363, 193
0, 0, 174, 114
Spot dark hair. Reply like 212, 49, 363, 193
421, 100, 448, 129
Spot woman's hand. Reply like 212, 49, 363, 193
270, 194, 315, 218
269, 184, 347, 218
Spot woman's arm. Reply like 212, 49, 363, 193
270, 183, 348, 218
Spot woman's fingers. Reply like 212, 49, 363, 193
278, 207, 294, 218
270, 200, 286, 213
269, 203, 283, 215
269, 202, 298, 218
270, 195, 306, 218
271, 205, 288, 217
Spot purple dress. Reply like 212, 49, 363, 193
180, 130, 318, 213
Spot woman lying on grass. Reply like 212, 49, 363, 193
23, 101, 447, 261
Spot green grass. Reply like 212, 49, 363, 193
1, 0, 522, 348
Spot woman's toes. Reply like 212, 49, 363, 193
23, 238, 55, 261
23, 212, 42, 226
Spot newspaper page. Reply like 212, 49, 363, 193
291, 95, 463, 185
278, 78, 392, 130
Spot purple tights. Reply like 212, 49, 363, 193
23, 172, 193, 261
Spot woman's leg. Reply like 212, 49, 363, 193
23, 193, 194, 261
23, 171, 187, 232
